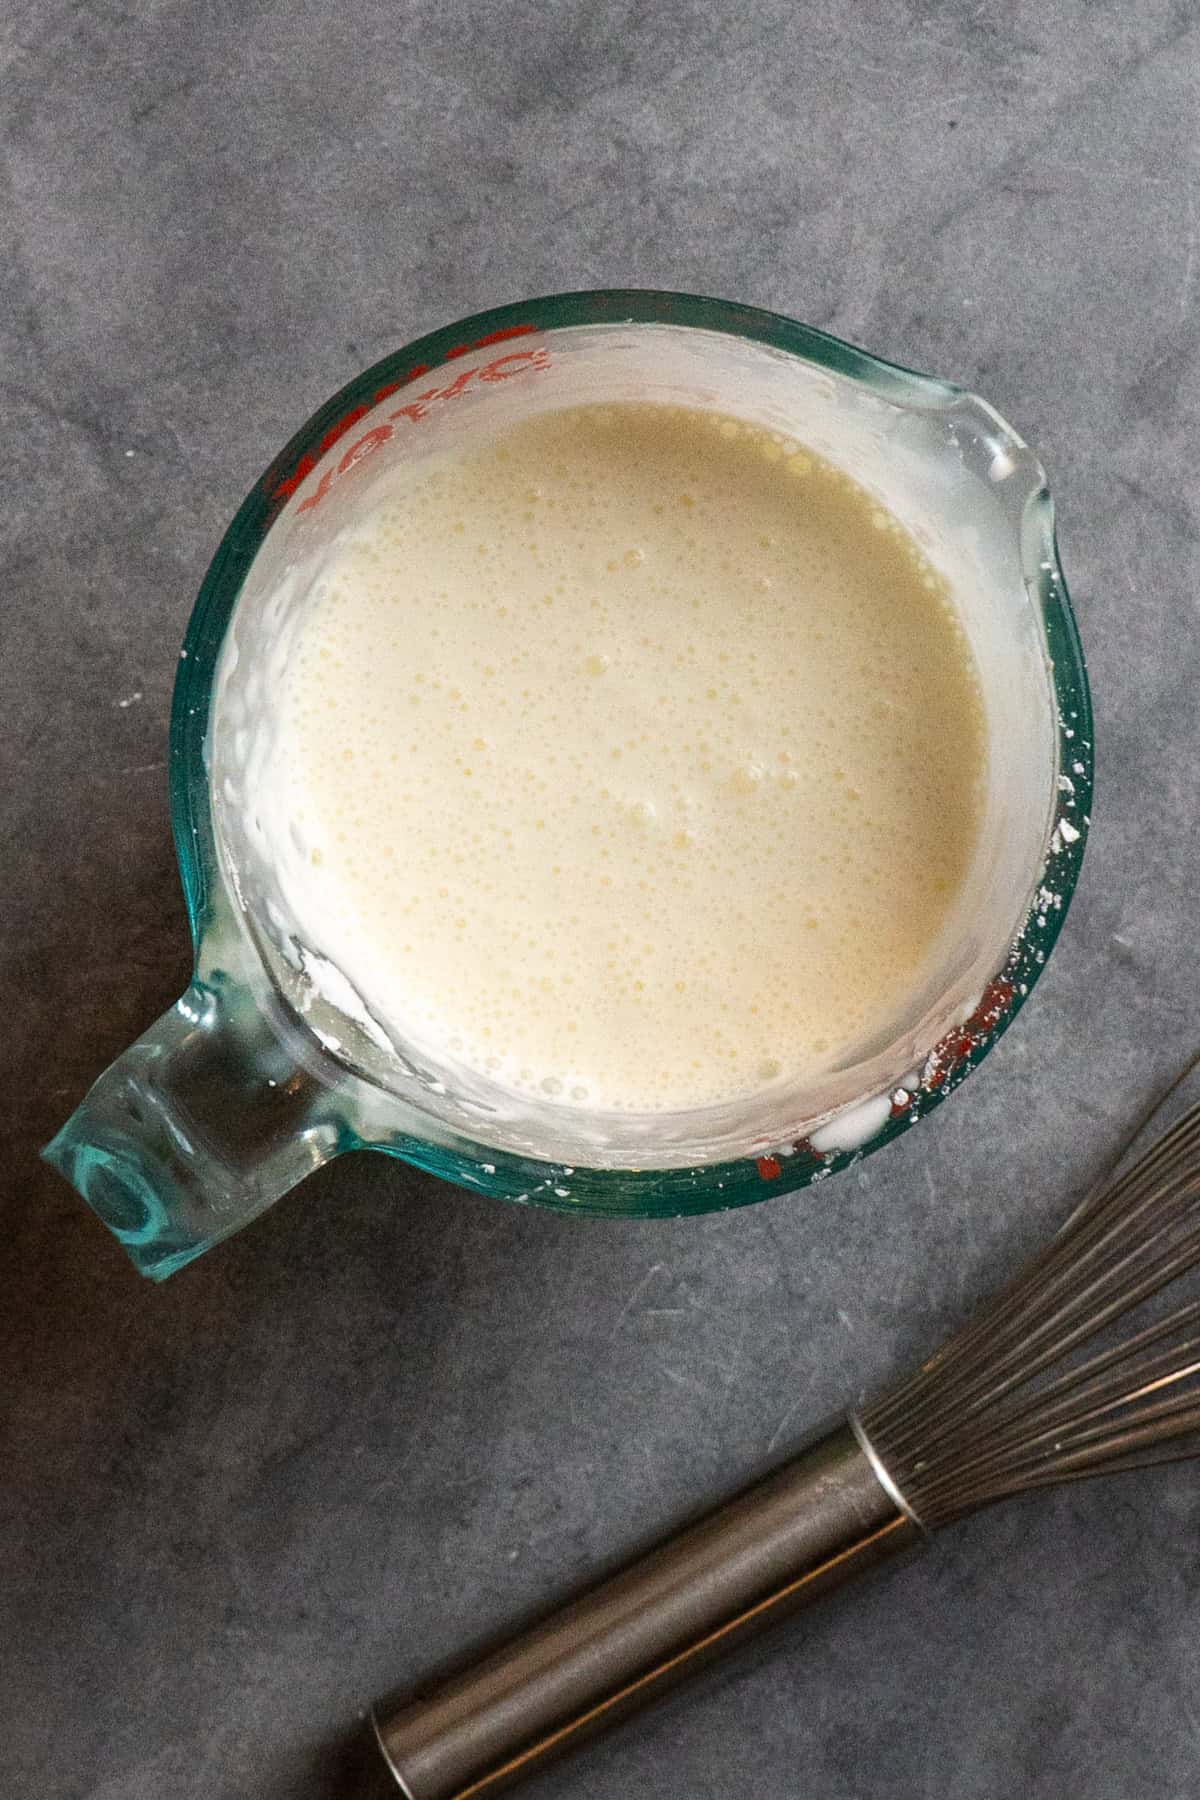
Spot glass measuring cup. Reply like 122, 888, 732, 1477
44, 290, 1092, 1279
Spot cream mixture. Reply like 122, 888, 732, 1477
256, 403, 987, 1113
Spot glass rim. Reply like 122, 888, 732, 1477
172, 288, 1093, 1215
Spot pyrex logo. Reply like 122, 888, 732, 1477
268, 324, 550, 518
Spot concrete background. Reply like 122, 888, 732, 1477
4, 2, 1200, 1796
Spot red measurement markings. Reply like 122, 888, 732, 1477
922, 974, 1017, 1091
268, 325, 547, 517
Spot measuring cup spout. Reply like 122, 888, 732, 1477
43, 975, 349, 1279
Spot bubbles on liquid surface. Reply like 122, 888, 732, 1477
255, 402, 987, 1111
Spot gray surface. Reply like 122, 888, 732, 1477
3, 2, 1200, 1796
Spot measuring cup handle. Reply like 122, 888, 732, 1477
43, 978, 348, 1279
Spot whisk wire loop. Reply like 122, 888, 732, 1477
860, 1100, 1200, 1526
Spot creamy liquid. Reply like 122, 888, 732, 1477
261, 403, 986, 1113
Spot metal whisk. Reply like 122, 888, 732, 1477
862, 1094, 1200, 1522
366, 1078, 1200, 1800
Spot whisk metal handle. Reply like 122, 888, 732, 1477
370, 1422, 921, 1799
